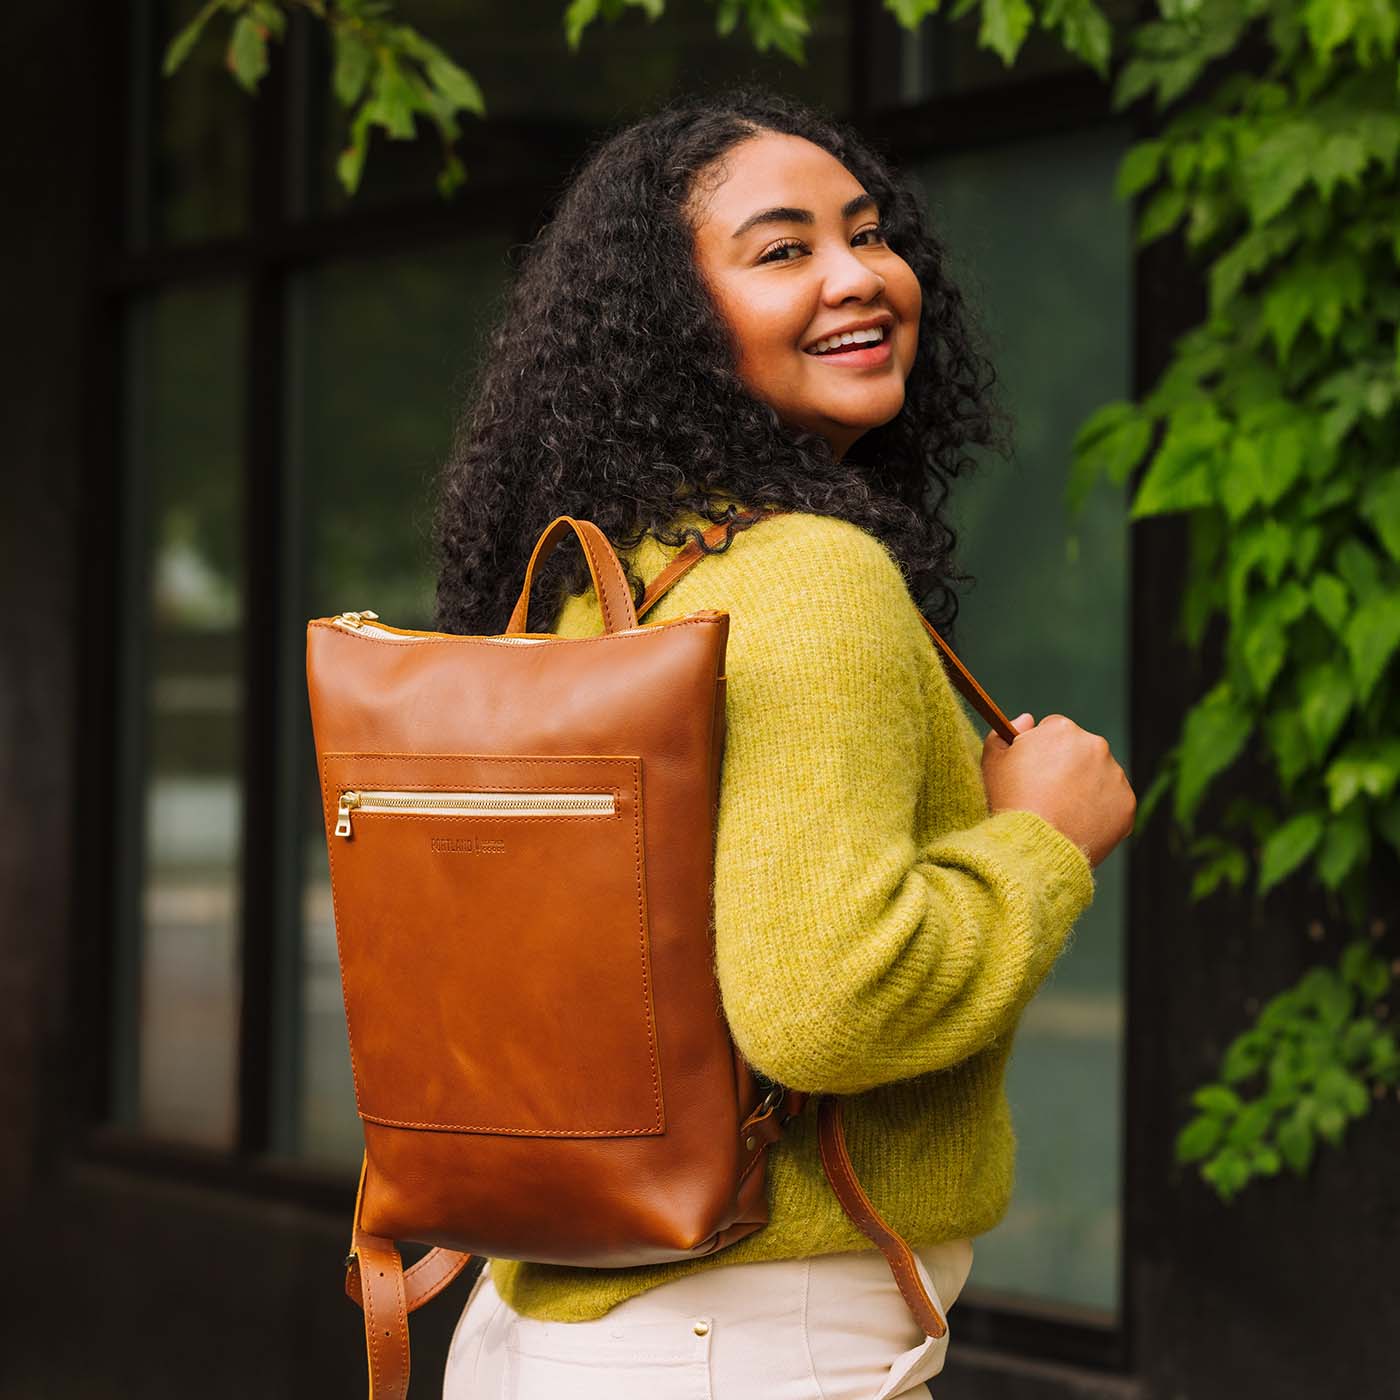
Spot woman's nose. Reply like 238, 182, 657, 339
818, 248, 885, 304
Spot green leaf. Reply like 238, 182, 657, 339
1227, 517, 1293, 621
333, 28, 373, 106
979, 0, 1034, 64
1264, 707, 1310, 786
1277, 1108, 1315, 1173
1316, 1102, 1346, 1144
162, 0, 225, 76
228, 13, 269, 94
426, 54, 485, 115
1041, 0, 1112, 75
1174, 682, 1253, 827
1335, 538, 1384, 603
1192, 1084, 1243, 1116
337, 103, 375, 195
1310, 572, 1350, 633
1175, 1113, 1223, 1162
1316, 804, 1370, 887
1222, 1030, 1268, 1083
369, 56, 419, 140
564, 0, 602, 46
1131, 406, 1227, 519
1137, 186, 1187, 245
1227, 1098, 1274, 1148
251, 2, 286, 37
1191, 839, 1248, 898
1201, 1146, 1252, 1199
1240, 120, 1314, 224
1067, 401, 1153, 512
1360, 470, 1400, 562
1343, 592, 1400, 700
1116, 139, 1166, 198
1257, 809, 1325, 893
1237, 582, 1307, 697
1298, 657, 1354, 760
1324, 738, 1400, 811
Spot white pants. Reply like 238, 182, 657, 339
443, 1239, 974, 1399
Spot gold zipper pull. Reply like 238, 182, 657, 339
332, 610, 381, 631
335, 791, 361, 838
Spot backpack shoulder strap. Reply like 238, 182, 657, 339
639, 508, 1017, 744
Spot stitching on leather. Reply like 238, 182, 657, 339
628, 755, 665, 1134
326, 754, 664, 1135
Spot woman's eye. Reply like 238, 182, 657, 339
757, 238, 804, 264
757, 225, 887, 264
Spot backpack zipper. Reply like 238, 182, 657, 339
327, 609, 725, 643
334, 788, 616, 838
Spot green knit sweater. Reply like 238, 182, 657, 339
489, 506, 1096, 1322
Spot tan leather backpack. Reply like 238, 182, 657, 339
305, 509, 1015, 1398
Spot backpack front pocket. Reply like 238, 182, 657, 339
319, 751, 663, 1139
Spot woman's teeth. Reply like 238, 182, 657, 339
806, 326, 887, 355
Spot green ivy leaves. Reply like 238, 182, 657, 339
163, 1, 485, 197
1174, 943, 1398, 1201
1079, 0, 1400, 1201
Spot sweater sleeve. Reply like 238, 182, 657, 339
711, 515, 1096, 1095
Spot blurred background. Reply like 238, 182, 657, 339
4, 1, 1395, 1397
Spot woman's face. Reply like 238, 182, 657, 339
687, 131, 921, 461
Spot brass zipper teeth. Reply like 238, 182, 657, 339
327, 609, 723, 643
334, 788, 615, 838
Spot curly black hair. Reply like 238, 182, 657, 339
431, 82, 1011, 641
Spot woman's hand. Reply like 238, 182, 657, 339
982, 712, 1136, 869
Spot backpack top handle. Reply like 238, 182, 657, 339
506, 515, 640, 636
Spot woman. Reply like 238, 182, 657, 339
432, 83, 1135, 1399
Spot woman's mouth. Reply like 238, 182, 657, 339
803, 326, 893, 368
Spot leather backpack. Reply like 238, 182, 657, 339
304, 508, 1015, 1398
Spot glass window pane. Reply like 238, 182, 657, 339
304, 0, 851, 216
129, 0, 252, 247
284, 237, 515, 1164
909, 122, 1133, 1316
113, 283, 246, 1147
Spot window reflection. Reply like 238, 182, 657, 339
115, 283, 246, 1146
911, 122, 1133, 1315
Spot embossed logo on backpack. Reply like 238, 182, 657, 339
430, 836, 505, 855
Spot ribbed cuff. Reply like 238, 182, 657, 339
979, 806, 1097, 923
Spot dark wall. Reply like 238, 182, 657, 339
2, 6, 1397, 1399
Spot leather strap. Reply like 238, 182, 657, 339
508, 516, 640, 636
817, 1097, 948, 1338
344, 1155, 473, 1399
639, 507, 1018, 744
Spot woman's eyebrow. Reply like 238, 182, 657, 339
731, 192, 878, 239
